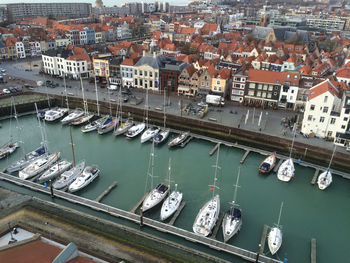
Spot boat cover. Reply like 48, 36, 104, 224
156, 183, 168, 193
260, 163, 270, 171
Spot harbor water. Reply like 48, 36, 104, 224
0, 115, 349, 263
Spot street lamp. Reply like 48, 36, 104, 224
255, 243, 262, 263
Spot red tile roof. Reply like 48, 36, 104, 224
248, 69, 300, 85
121, 57, 140, 66
309, 79, 341, 100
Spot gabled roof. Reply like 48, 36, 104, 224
134, 55, 165, 69
248, 69, 300, 85
121, 57, 140, 66
309, 79, 341, 100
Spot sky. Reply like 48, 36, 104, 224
4, 0, 190, 7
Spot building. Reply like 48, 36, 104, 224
15, 41, 25, 59
109, 56, 124, 87
306, 17, 345, 32
301, 79, 349, 144
160, 57, 188, 93
6, 3, 92, 23
0, 4, 8, 24
93, 54, 112, 85
211, 68, 231, 96
121, 57, 140, 88
177, 64, 197, 96
231, 69, 248, 103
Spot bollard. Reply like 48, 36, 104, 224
140, 208, 143, 227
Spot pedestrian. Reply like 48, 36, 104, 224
238, 124, 240, 129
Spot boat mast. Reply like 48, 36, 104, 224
163, 88, 166, 128
12, 97, 25, 156
145, 87, 149, 128
232, 166, 241, 208
70, 126, 76, 167
210, 144, 221, 198
80, 75, 88, 115
94, 76, 100, 116
277, 201, 284, 227
289, 123, 297, 159
34, 103, 48, 153
107, 78, 112, 116
63, 74, 69, 110
150, 140, 155, 189
327, 145, 337, 171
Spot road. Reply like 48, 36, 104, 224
0, 59, 345, 153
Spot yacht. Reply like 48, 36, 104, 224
81, 115, 109, 133
168, 132, 190, 148
0, 142, 19, 160
37, 160, 72, 183
6, 146, 47, 173
153, 129, 170, 145
317, 170, 332, 190
268, 202, 284, 255
53, 161, 85, 190
160, 184, 183, 221
71, 114, 94, 126
68, 166, 100, 193
141, 126, 160, 143
126, 122, 146, 138
45, 108, 68, 122
97, 117, 119, 135
113, 118, 133, 136
259, 152, 277, 174
61, 109, 84, 125
19, 152, 60, 180
142, 183, 169, 212
277, 158, 295, 182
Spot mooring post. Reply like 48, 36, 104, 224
140, 208, 143, 227
255, 243, 261, 263
50, 179, 54, 198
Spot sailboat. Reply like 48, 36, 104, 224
268, 202, 284, 255
98, 84, 118, 134
142, 142, 169, 212
160, 158, 183, 221
141, 88, 159, 143
317, 145, 336, 190
7, 103, 48, 173
53, 127, 85, 190
277, 124, 296, 182
68, 165, 100, 193
222, 166, 242, 242
37, 160, 72, 183
113, 88, 133, 136
259, 152, 277, 174
193, 145, 221, 237
154, 88, 170, 145
71, 77, 94, 126
168, 131, 190, 148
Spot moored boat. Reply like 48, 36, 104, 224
168, 132, 190, 148
141, 126, 160, 143
45, 108, 68, 122
61, 109, 84, 125
113, 118, 133, 136
97, 117, 118, 134
142, 183, 169, 212
160, 185, 182, 221
277, 158, 295, 182
0, 142, 19, 160
268, 202, 284, 255
68, 166, 100, 193
19, 152, 60, 180
259, 152, 277, 174
153, 128, 170, 145
71, 114, 94, 126
37, 160, 72, 183
317, 170, 332, 190
81, 115, 109, 133
6, 146, 47, 173
53, 161, 85, 190
125, 122, 146, 138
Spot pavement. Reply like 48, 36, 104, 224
0, 59, 347, 154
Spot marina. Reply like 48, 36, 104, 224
0, 114, 349, 263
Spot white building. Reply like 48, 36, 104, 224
301, 79, 350, 141
121, 57, 139, 88
79, 31, 87, 45
15, 41, 25, 59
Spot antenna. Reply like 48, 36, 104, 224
145, 87, 149, 128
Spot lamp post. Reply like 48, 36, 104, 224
255, 243, 261, 263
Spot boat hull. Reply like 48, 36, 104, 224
268, 227, 282, 255
142, 183, 169, 212
317, 170, 332, 190
6, 146, 47, 173
53, 161, 85, 190
126, 123, 146, 138
68, 167, 100, 193
113, 121, 133, 136
160, 191, 183, 221
154, 129, 170, 145
71, 114, 94, 126
37, 160, 72, 183
141, 127, 160, 143
222, 207, 242, 242
168, 132, 190, 148
259, 152, 276, 174
0, 142, 19, 160
98, 118, 118, 134
277, 158, 295, 182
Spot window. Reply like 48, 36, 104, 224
140, 79, 143, 86
324, 96, 328, 103
150, 71, 152, 77
144, 71, 147, 77
287, 74, 290, 79
320, 117, 325, 123
217, 80, 220, 85
308, 115, 312, 121
323, 107, 328, 113
139, 70, 142, 76
330, 118, 336, 124
135, 79, 138, 85
310, 105, 315, 110
134, 70, 137, 75
155, 72, 158, 78
150, 81, 153, 87
327, 131, 332, 137
344, 117, 348, 121
248, 90, 254, 96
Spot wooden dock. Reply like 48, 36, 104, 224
130, 192, 149, 214
95, 181, 118, 202
311, 238, 316, 263
0, 172, 282, 263
209, 143, 220, 156
168, 201, 186, 226
311, 169, 320, 185
259, 225, 269, 255
180, 136, 193, 148
211, 212, 224, 239
273, 159, 284, 173
240, 150, 250, 164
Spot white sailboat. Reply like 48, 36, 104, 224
142, 142, 169, 212
68, 166, 100, 193
61, 108, 84, 125
268, 202, 284, 256
317, 145, 336, 190
277, 124, 296, 182
154, 88, 170, 145
222, 166, 242, 242
141, 87, 159, 143
168, 132, 190, 148
193, 145, 221, 237
160, 158, 183, 221
125, 122, 145, 138
81, 115, 109, 133
98, 84, 119, 134
37, 160, 72, 183
44, 108, 68, 122
113, 88, 133, 136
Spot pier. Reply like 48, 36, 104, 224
0, 172, 282, 263
311, 238, 316, 263
273, 159, 284, 173
180, 136, 193, 148
168, 201, 186, 226
95, 181, 118, 202
209, 143, 220, 156
311, 169, 320, 185
130, 192, 148, 213
259, 225, 269, 255
240, 150, 251, 164
211, 212, 224, 239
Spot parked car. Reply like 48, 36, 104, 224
3, 88, 10, 94
15, 86, 23, 92
9, 87, 17, 93
45, 80, 53, 86
0, 69, 6, 73
24, 83, 33, 89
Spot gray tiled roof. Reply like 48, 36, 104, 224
134, 55, 166, 69
252, 26, 272, 40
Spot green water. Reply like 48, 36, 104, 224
0, 115, 349, 263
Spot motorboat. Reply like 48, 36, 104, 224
71, 114, 94, 126
68, 166, 100, 193
37, 110, 46, 119
268, 202, 284, 255
317, 169, 332, 190
61, 109, 84, 125
168, 132, 190, 148
222, 167, 242, 242
142, 183, 169, 212
125, 122, 146, 138
277, 158, 295, 182
153, 128, 170, 145
160, 185, 183, 221
192, 194, 220, 237
0, 142, 19, 160
259, 152, 277, 174
19, 152, 60, 180
81, 115, 109, 133
53, 161, 85, 190
45, 108, 68, 122
141, 126, 160, 143
97, 117, 119, 135
37, 160, 72, 183
6, 146, 47, 173
113, 118, 133, 136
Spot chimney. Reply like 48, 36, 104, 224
153, 51, 156, 58
143, 50, 145, 56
